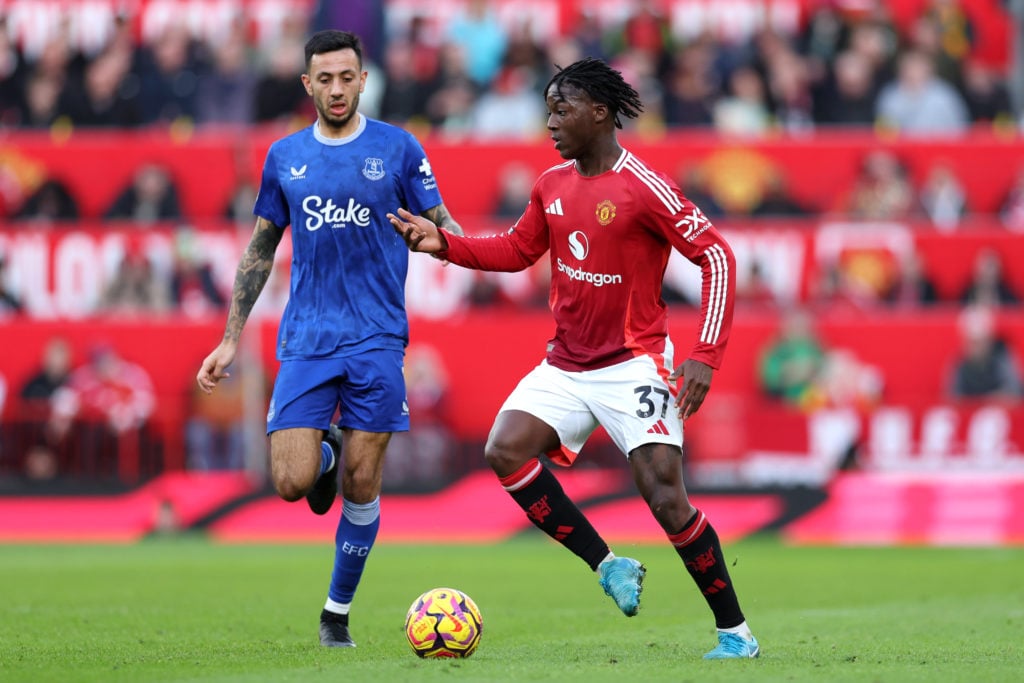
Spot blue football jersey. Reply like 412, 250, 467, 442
254, 115, 443, 360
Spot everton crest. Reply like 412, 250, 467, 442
362, 157, 385, 181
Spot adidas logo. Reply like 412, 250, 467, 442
646, 420, 669, 435
544, 198, 564, 216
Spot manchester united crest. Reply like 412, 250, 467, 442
595, 200, 616, 226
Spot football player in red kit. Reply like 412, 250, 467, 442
389, 57, 759, 660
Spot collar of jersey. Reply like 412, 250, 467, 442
313, 113, 366, 146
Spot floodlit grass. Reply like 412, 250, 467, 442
1, 534, 1021, 682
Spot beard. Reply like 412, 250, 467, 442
317, 90, 361, 132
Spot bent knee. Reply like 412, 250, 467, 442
273, 474, 312, 502
646, 487, 694, 528
483, 438, 530, 474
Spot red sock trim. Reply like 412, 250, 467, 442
667, 509, 707, 548
498, 458, 542, 492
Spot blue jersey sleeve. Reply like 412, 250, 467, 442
399, 134, 443, 215
253, 144, 290, 228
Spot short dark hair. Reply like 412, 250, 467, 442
545, 58, 643, 129
304, 30, 362, 71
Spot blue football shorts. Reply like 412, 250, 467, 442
266, 348, 409, 434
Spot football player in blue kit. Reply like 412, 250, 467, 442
196, 29, 463, 647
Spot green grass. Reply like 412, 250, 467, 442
1, 534, 1021, 682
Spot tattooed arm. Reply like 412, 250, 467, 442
196, 217, 284, 392
222, 217, 285, 343
422, 203, 464, 237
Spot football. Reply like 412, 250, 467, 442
404, 587, 483, 658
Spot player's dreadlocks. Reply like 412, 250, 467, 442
545, 57, 644, 129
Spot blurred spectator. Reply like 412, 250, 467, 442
0, 255, 24, 315
32, 32, 83, 86
492, 161, 534, 221
425, 42, 479, 136
99, 250, 170, 316
378, 42, 430, 126
56, 46, 139, 127
18, 73, 64, 128
947, 305, 1022, 401
13, 178, 80, 222
713, 65, 772, 136
407, 15, 441, 84
959, 248, 1019, 306
920, 0, 974, 68
567, 10, 610, 62
843, 150, 917, 220
799, 2, 844, 72
875, 49, 969, 135
195, 29, 256, 125
767, 48, 815, 133
49, 344, 156, 478
845, 19, 899, 93
502, 18, 547, 81
169, 230, 226, 317
751, 174, 811, 217
610, 47, 664, 132
759, 307, 826, 405
253, 37, 308, 123
884, 251, 940, 307
906, 13, 964, 88
663, 41, 717, 127
16, 337, 72, 479
104, 163, 183, 223
445, 0, 508, 88
20, 336, 72, 403
471, 66, 546, 139
918, 161, 967, 231
185, 370, 246, 471
132, 22, 204, 125
961, 60, 1013, 124
815, 50, 878, 125
761, 307, 884, 411
606, 0, 673, 61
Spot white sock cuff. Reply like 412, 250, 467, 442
719, 621, 752, 639
324, 598, 350, 615
342, 496, 380, 525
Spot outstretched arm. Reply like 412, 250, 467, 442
196, 217, 284, 393
388, 207, 448, 253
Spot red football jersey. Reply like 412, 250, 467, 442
443, 149, 736, 372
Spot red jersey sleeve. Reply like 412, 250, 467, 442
643, 184, 736, 369
442, 185, 550, 272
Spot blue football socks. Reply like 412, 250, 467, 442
327, 497, 380, 604
319, 441, 335, 476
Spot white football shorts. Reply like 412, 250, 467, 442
498, 345, 683, 466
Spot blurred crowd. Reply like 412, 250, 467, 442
0, 0, 1019, 136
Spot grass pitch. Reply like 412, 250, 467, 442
0, 534, 1021, 683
